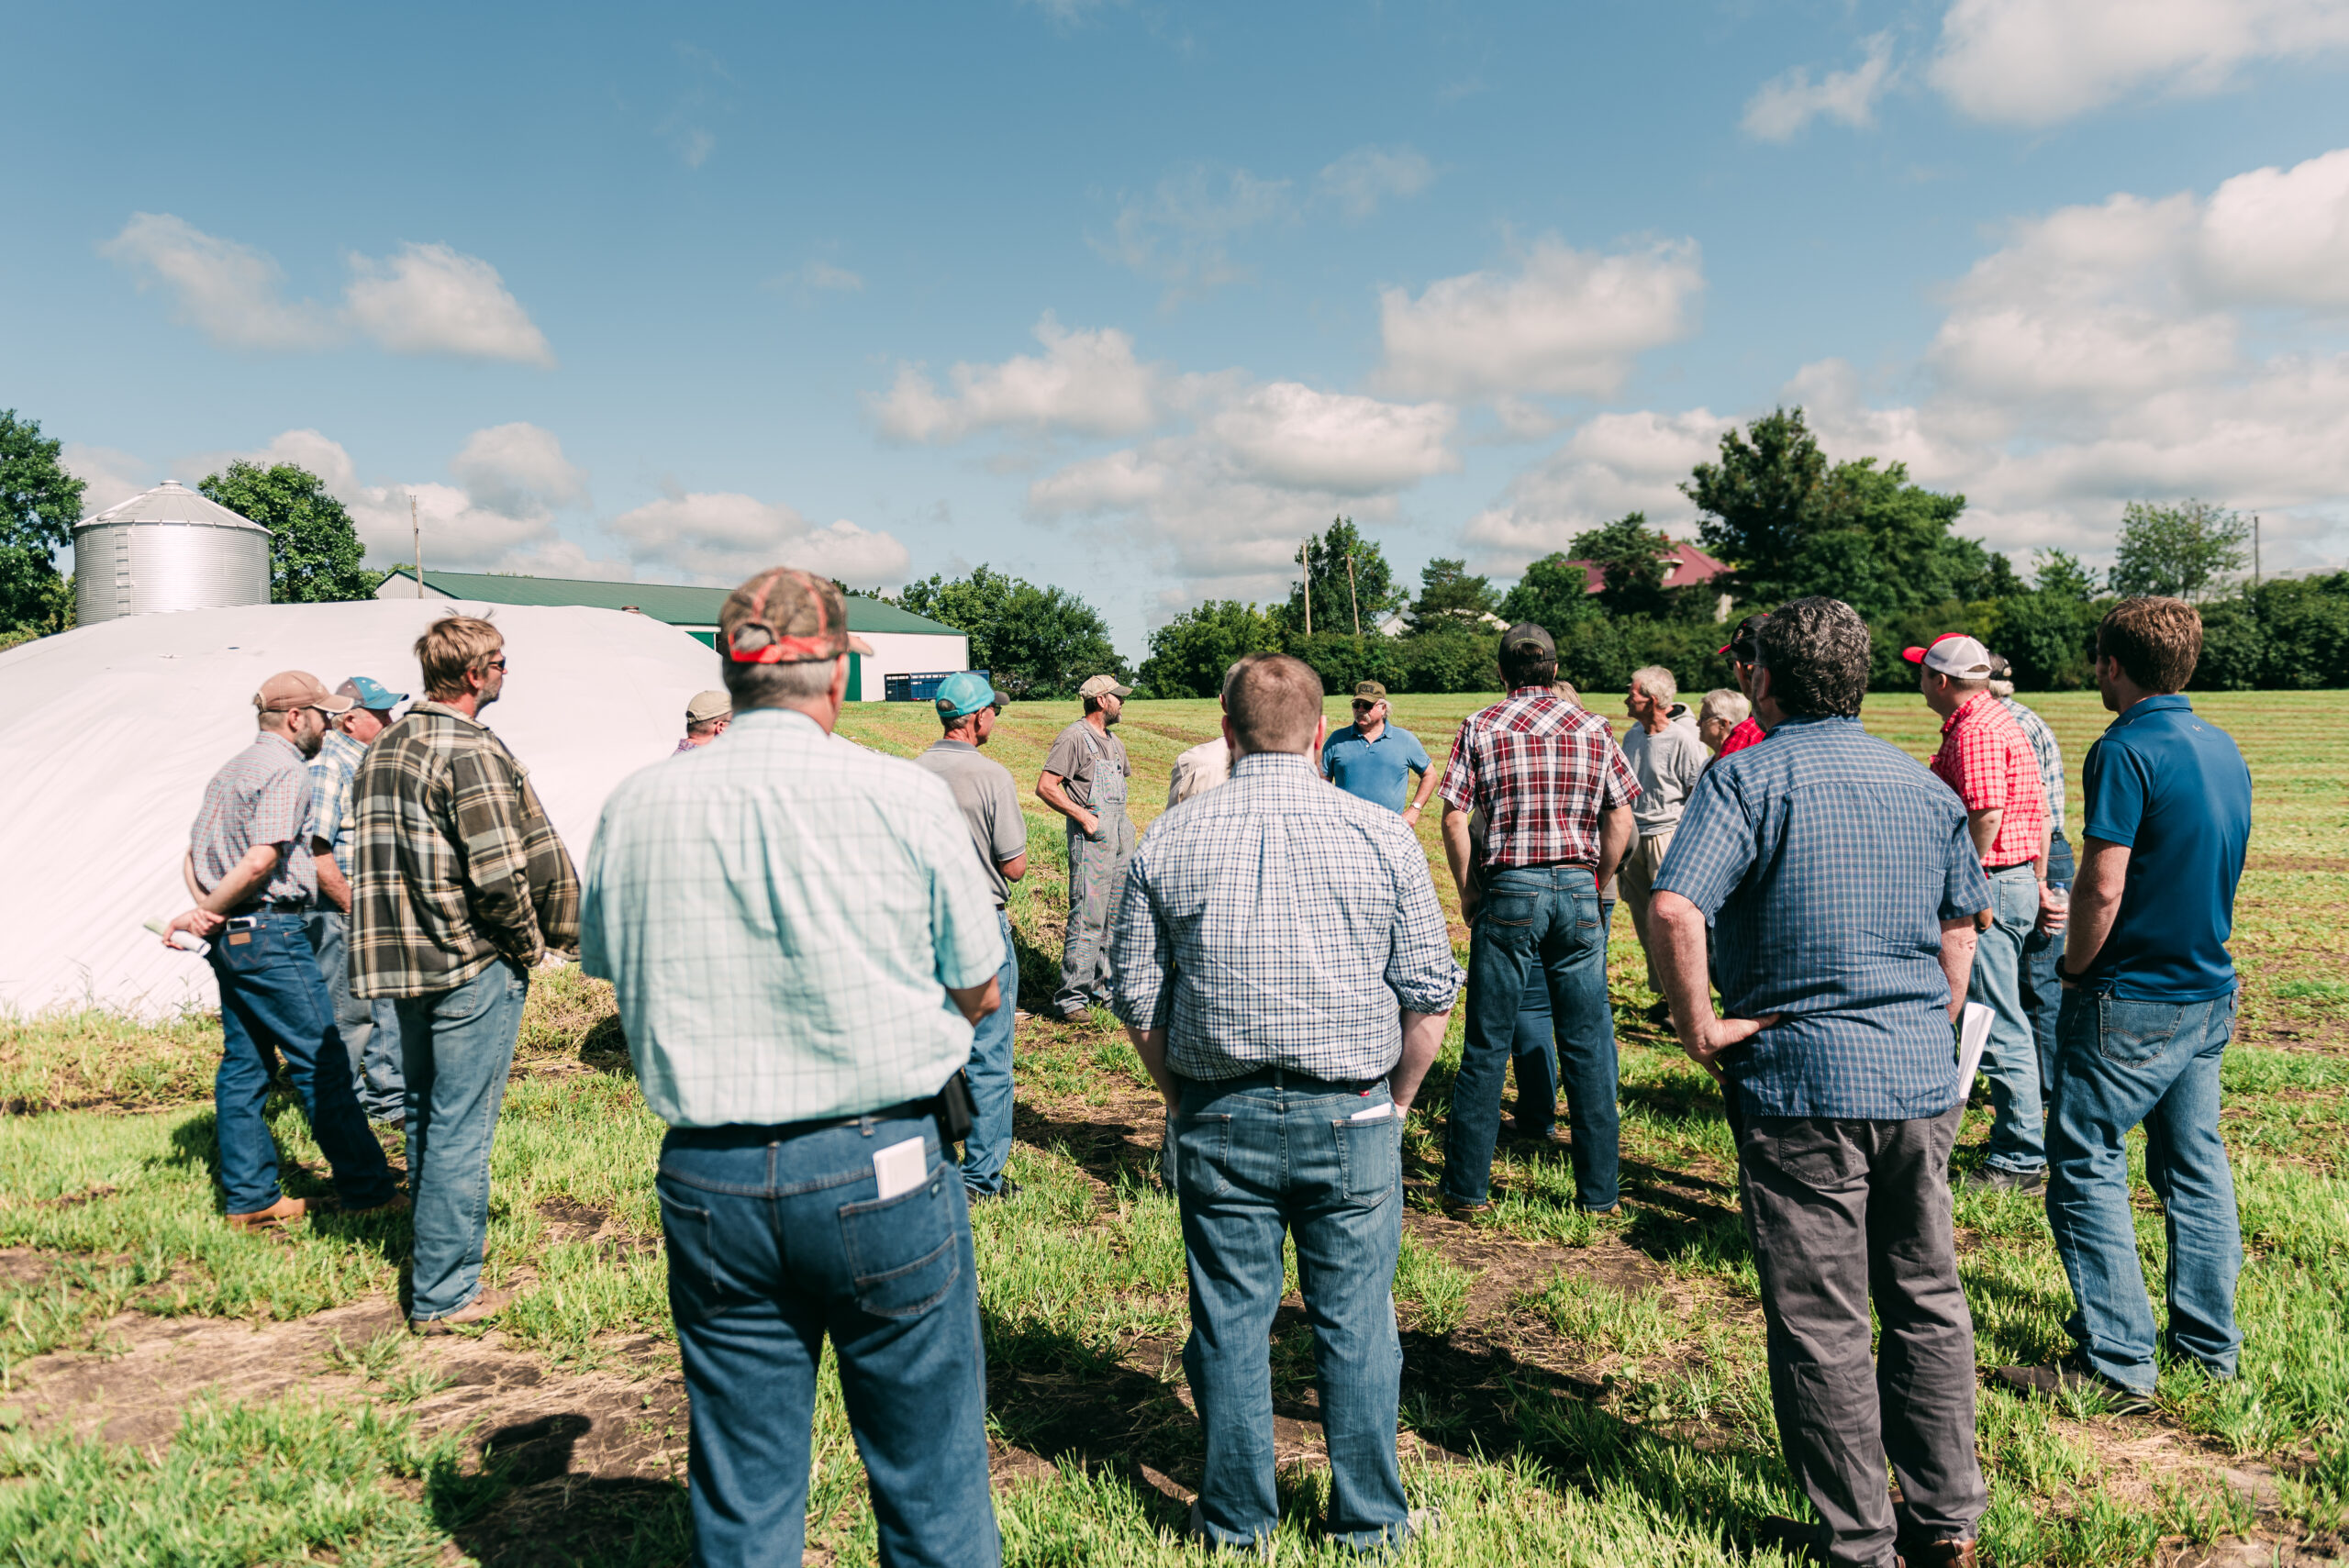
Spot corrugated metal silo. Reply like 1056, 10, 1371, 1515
72, 480, 273, 625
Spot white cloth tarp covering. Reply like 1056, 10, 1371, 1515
0, 599, 726, 1018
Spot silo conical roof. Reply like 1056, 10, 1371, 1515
77, 479, 272, 534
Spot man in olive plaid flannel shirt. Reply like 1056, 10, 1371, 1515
351, 615, 578, 1331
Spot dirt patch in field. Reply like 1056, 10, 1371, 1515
5, 1291, 689, 1565
2244, 855, 2349, 875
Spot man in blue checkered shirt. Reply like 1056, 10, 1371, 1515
306, 675, 407, 1124
1646, 597, 1992, 1568
1112, 652, 1460, 1555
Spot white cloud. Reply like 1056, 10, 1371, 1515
1461, 409, 1724, 575
606, 491, 910, 586
342, 242, 554, 366
1462, 147, 2349, 584
1315, 145, 1436, 219
448, 423, 588, 516
1202, 384, 1458, 493
872, 314, 1168, 442
1374, 235, 1704, 401
59, 444, 153, 517
1742, 33, 1898, 141
100, 215, 552, 365
774, 260, 864, 293
2199, 146, 2349, 307
1095, 165, 1293, 304
98, 213, 337, 350
1930, 0, 2349, 127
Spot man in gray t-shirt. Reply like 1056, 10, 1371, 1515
916, 673, 1030, 1198
1619, 665, 1709, 1019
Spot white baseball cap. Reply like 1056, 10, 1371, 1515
1902, 633, 1995, 678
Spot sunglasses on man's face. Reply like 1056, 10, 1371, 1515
1352, 699, 1377, 709
485, 657, 508, 672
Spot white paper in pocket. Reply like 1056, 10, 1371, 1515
873, 1137, 927, 1201
1955, 1002, 1995, 1092
1350, 1101, 1395, 1122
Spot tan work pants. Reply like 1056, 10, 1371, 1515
1617, 829, 1675, 996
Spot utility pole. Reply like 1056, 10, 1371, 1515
2254, 514, 2262, 585
411, 493, 423, 598
1298, 538, 1312, 637
1345, 552, 1361, 638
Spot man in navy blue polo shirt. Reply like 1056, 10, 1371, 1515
1320, 682, 1437, 824
1648, 597, 1991, 1568
1994, 597, 2253, 1416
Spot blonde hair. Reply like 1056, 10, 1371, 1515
416, 614, 504, 700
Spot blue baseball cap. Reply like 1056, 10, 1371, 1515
934, 671, 1006, 720
335, 675, 408, 712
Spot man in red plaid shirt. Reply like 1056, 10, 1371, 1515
1911, 631, 2054, 1194
1437, 623, 1639, 1217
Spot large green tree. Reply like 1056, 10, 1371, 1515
1282, 517, 1404, 639
1569, 512, 1679, 620
0, 409, 86, 635
1681, 406, 1829, 605
1407, 557, 1497, 629
897, 564, 1125, 699
1495, 552, 1598, 635
198, 461, 376, 603
2110, 499, 2250, 600
1138, 599, 1285, 697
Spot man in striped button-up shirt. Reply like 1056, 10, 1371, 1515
1113, 652, 1460, 1555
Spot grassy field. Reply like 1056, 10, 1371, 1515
1, 689, 2343, 1565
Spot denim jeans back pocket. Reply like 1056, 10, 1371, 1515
840, 1170, 962, 1319
1332, 1113, 1400, 1204
654, 1181, 718, 1299
1480, 893, 1536, 929
2096, 996, 2185, 1068
1176, 1111, 1233, 1198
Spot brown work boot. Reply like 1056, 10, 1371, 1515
1897, 1540, 1977, 1567
225, 1195, 306, 1230
410, 1284, 513, 1336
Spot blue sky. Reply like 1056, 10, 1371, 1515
9, 0, 2348, 656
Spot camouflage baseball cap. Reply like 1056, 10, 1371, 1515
718, 568, 876, 664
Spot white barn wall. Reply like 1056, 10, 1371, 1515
853, 631, 971, 701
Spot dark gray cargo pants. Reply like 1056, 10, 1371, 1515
1736, 1106, 1986, 1568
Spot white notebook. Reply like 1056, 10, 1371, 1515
1955, 1002, 1995, 1092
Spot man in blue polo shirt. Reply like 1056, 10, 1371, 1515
1994, 597, 2252, 1416
1319, 682, 1437, 823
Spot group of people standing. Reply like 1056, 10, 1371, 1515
166, 571, 2253, 1568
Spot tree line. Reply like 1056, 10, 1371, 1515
6, 403, 2343, 690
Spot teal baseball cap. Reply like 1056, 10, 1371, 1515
934, 671, 1006, 720
334, 675, 407, 712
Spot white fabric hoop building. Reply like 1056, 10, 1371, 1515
0, 598, 725, 1018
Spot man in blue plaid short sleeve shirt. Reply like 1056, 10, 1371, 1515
1646, 597, 1992, 1568
1112, 652, 1459, 1554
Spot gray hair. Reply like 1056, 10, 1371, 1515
1630, 664, 1677, 705
722, 655, 840, 709
1755, 596, 1871, 718
1987, 678, 2016, 699
1698, 688, 1750, 727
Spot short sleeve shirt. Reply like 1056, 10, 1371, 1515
915, 739, 1029, 906
1319, 723, 1432, 812
1653, 715, 1992, 1120
1930, 692, 2049, 870
191, 732, 317, 906
1043, 720, 1130, 811
306, 728, 363, 877
1436, 689, 1639, 868
1716, 717, 1766, 758
1999, 696, 2066, 839
2078, 695, 2252, 1001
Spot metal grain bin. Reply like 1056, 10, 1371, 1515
72, 480, 273, 625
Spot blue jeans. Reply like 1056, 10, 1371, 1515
1446, 866, 1618, 1209
209, 913, 396, 1214
2046, 988, 2242, 1395
306, 909, 406, 1123
961, 911, 1020, 1195
394, 961, 528, 1320
657, 1116, 997, 1568
1972, 865, 2043, 1175
2021, 832, 2075, 1097
1173, 1072, 1410, 1551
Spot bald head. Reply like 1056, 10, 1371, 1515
1221, 652, 1325, 757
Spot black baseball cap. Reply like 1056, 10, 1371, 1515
1500, 621, 1555, 660
1719, 613, 1768, 663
